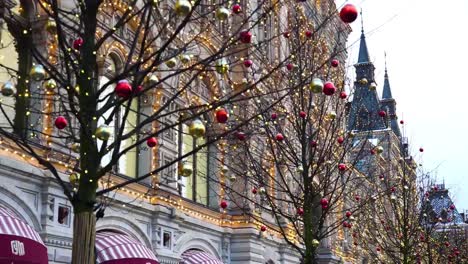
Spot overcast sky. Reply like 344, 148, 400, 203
338, 0, 468, 211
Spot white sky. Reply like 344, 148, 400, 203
339, 0, 468, 211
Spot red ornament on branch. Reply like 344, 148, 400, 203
338, 163, 347, 171
297, 208, 304, 216
320, 198, 329, 209
147, 137, 158, 148
55, 116, 68, 129
419, 147, 424, 152
286, 63, 294, 71
239, 31, 252, 43
220, 200, 228, 209
232, 4, 242, 14
73, 38, 83, 50
243, 59, 253, 68
337, 136, 344, 144
283, 32, 290, 38
236, 131, 247, 141
299, 111, 307, 118
276, 133, 284, 141
339, 4, 358, 23
331, 59, 339, 67
260, 225, 267, 232
215, 108, 229, 123
115, 80, 132, 98
339, 91, 347, 99
252, 188, 258, 194
310, 140, 318, 147
378, 110, 387, 117
323, 82, 336, 96
400, 120, 404, 124
346, 211, 352, 218
271, 113, 278, 120
305, 30, 313, 38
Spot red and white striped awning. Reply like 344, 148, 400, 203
0, 206, 48, 263
96, 231, 159, 264
180, 250, 224, 264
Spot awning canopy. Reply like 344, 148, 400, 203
0, 207, 48, 264
96, 231, 159, 264
180, 250, 223, 264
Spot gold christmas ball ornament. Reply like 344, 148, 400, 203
259, 187, 266, 194
188, 119, 206, 138
179, 163, 193, 177
369, 82, 377, 90
1, 82, 16, 97
229, 175, 237, 182
144, 73, 159, 87
216, 7, 230, 20
215, 60, 229, 74
348, 131, 356, 138
359, 78, 368, 85
44, 79, 57, 91
327, 111, 337, 120
165, 58, 177, 68
179, 54, 191, 64
95, 125, 112, 141
30, 64, 46, 81
375, 146, 384, 154
174, 0, 192, 16
221, 165, 229, 173
71, 142, 80, 152
310, 78, 324, 93
312, 239, 320, 247
45, 19, 57, 34
297, 166, 304, 173
69, 173, 80, 186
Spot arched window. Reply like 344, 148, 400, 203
98, 54, 137, 178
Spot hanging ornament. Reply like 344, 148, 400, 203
323, 82, 336, 95
331, 59, 339, 67
144, 73, 159, 87
215, 60, 229, 74
310, 140, 318, 147
30, 64, 46, 81
1, 82, 16, 97
337, 136, 344, 144
339, 91, 347, 99
54, 116, 68, 129
239, 31, 252, 43
236, 131, 246, 141
179, 163, 193, 177
243, 59, 253, 68
215, 108, 229, 123
189, 119, 206, 138
71, 142, 80, 152
348, 131, 355, 138
400, 120, 404, 124
299, 111, 306, 118
297, 208, 304, 216
283, 31, 290, 38
310, 78, 324, 93
369, 82, 377, 90
375, 146, 384, 154
286, 63, 294, 71
276, 133, 284, 141
73, 38, 84, 50
338, 163, 347, 171
271, 113, 277, 120
147, 137, 158, 147
175, 0, 192, 16
228, 175, 237, 182
115, 80, 132, 98
95, 125, 112, 140
45, 19, 57, 34
179, 54, 191, 64
259, 187, 266, 194
359, 78, 368, 85
220, 200, 228, 209
327, 111, 337, 120
305, 30, 313, 38
252, 187, 258, 194
378, 110, 387, 117
339, 4, 358, 23
232, 4, 242, 14
260, 225, 267, 232
346, 211, 352, 218
44, 79, 57, 91
221, 165, 229, 173
419, 147, 424, 152
216, 7, 230, 20
312, 239, 320, 247
69, 173, 80, 186
320, 198, 329, 209
355, 195, 360, 201
165, 58, 177, 68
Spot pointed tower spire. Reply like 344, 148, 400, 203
382, 52, 393, 99
357, 10, 370, 63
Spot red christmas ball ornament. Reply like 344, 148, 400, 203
305, 30, 313, 38
376, 246, 381, 252
378, 110, 387, 117
260, 225, 267, 232
419, 147, 424, 152
283, 31, 290, 38
232, 4, 242, 14
345, 211, 352, 218
450, 204, 455, 210
271, 113, 278, 120
252, 188, 258, 194
73, 38, 83, 50
220, 200, 228, 209
355, 195, 360, 201
215, 108, 229, 123
299, 111, 307, 118
276, 133, 284, 141
370, 149, 376, 155
320, 198, 328, 209
236, 131, 247, 141
115, 80, 133, 98
323, 82, 336, 96
391, 187, 396, 193
331, 59, 339, 67
343, 221, 349, 227
297, 208, 304, 216
54, 116, 68, 129
310, 140, 318, 147
400, 120, 404, 124
147, 137, 158, 148
338, 163, 347, 171
337, 136, 344, 144
136, 85, 144, 94
286, 63, 294, 71
239, 31, 252, 43
339, 91, 347, 99
243, 59, 253, 68
339, 4, 358, 23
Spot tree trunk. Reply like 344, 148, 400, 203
72, 210, 96, 264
